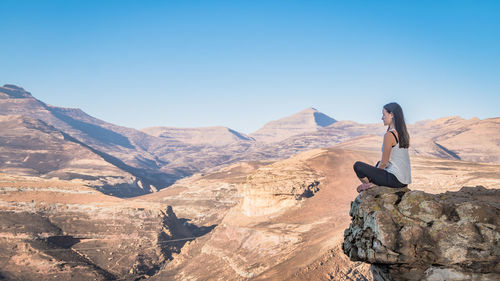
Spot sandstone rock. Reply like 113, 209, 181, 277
240, 149, 324, 217
0, 174, 194, 281
343, 186, 500, 281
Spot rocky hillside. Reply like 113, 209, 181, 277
343, 186, 500, 281
0, 115, 151, 197
0, 84, 178, 195
411, 116, 500, 163
145, 148, 500, 280
150, 148, 374, 280
0, 84, 258, 196
0, 173, 194, 281
271, 117, 500, 164
135, 160, 273, 227
1, 145, 499, 280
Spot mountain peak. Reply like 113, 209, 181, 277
0, 84, 33, 99
300, 107, 319, 113
250, 108, 336, 143
3, 84, 26, 91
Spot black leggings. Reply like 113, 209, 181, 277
353, 161, 407, 188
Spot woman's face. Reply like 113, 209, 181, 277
382, 108, 393, 126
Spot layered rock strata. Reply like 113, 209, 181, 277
0, 174, 193, 281
343, 186, 500, 281
150, 149, 375, 280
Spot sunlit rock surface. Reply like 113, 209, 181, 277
0, 174, 193, 281
343, 186, 500, 281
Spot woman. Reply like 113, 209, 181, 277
353, 102, 411, 192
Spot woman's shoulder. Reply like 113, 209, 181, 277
386, 130, 399, 139
384, 130, 398, 137
384, 130, 398, 146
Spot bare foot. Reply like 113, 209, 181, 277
356, 182, 375, 193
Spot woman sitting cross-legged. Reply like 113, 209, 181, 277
353, 102, 411, 193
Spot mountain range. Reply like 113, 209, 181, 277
1, 84, 499, 280
1, 84, 499, 197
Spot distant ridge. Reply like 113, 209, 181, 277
250, 107, 337, 143
141, 126, 255, 146
0, 84, 178, 196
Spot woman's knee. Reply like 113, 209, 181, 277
353, 161, 361, 171
353, 161, 366, 171
354, 161, 368, 175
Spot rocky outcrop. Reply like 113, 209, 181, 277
343, 186, 500, 281
240, 149, 323, 217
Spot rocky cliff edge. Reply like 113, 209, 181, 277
342, 186, 500, 281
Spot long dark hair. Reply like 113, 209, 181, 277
384, 102, 410, 148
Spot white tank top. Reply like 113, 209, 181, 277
383, 130, 412, 185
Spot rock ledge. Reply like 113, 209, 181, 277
342, 186, 500, 281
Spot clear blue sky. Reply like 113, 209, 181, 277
1, 0, 499, 134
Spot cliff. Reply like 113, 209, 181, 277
342, 186, 500, 281
150, 149, 375, 281
0, 173, 193, 281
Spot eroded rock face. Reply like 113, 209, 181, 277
0, 175, 193, 281
342, 186, 500, 281
241, 149, 323, 217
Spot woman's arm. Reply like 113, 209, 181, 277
378, 132, 396, 169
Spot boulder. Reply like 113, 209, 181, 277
343, 186, 500, 281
